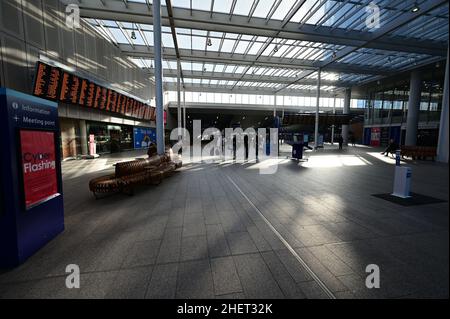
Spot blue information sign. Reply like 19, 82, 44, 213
0, 88, 64, 268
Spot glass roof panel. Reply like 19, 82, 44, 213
192, 0, 211, 11
214, 0, 233, 13
221, 39, 237, 53
234, 0, 254, 16
271, 0, 297, 21
252, 0, 273, 18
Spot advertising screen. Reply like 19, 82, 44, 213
19, 130, 59, 210
133, 127, 156, 149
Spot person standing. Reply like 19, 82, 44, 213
338, 135, 344, 150
350, 135, 356, 147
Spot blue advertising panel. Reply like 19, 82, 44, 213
0, 88, 64, 268
133, 126, 156, 149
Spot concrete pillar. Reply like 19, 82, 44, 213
177, 59, 182, 140
405, 70, 422, 146
342, 88, 351, 145
437, 47, 449, 163
79, 119, 88, 155
314, 68, 321, 150
153, 0, 165, 155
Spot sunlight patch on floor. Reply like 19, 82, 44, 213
301, 155, 369, 168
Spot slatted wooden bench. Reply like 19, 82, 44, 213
401, 146, 437, 161
89, 154, 181, 198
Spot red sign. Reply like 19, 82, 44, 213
20, 130, 59, 210
371, 127, 381, 147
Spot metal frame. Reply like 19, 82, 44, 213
60, 0, 449, 96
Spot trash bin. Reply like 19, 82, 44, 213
292, 143, 304, 160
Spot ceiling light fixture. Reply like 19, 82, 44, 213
207, 38, 212, 46
411, 3, 420, 12
131, 31, 137, 40
273, 45, 279, 53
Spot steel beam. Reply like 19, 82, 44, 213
64, 0, 448, 56
157, 69, 353, 87
121, 44, 392, 75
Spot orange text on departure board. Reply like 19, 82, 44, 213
33, 63, 46, 96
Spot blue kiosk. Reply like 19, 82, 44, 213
0, 88, 64, 268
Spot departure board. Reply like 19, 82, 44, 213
99, 87, 107, 110
149, 107, 155, 121
59, 72, 70, 102
105, 89, 112, 111
85, 82, 96, 108
78, 79, 89, 106
32, 61, 152, 121
110, 91, 118, 112
69, 75, 81, 105
93, 86, 101, 109
32, 62, 62, 101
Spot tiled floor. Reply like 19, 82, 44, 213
0, 145, 448, 299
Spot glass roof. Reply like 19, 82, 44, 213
80, 0, 449, 94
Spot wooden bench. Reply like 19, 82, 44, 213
401, 146, 437, 161
89, 154, 182, 198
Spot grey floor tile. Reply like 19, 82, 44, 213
156, 227, 182, 264
180, 235, 209, 261
105, 266, 153, 299
261, 251, 306, 299
233, 253, 284, 299
226, 232, 259, 255
145, 263, 178, 299
176, 260, 214, 298
210, 256, 243, 296
206, 224, 232, 258
122, 239, 161, 268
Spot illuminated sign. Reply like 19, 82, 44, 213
32, 61, 155, 121
19, 130, 59, 210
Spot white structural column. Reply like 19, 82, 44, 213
273, 94, 277, 117
342, 88, 351, 145
80, 119, 88, 155
183, 88, 186, 131
437, 47, 449, 163
314, 68, 321, 150
405, 70, 422, 146
331, 94, 336, 144
153, 0, 165, 155
177, 59, 182, 140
